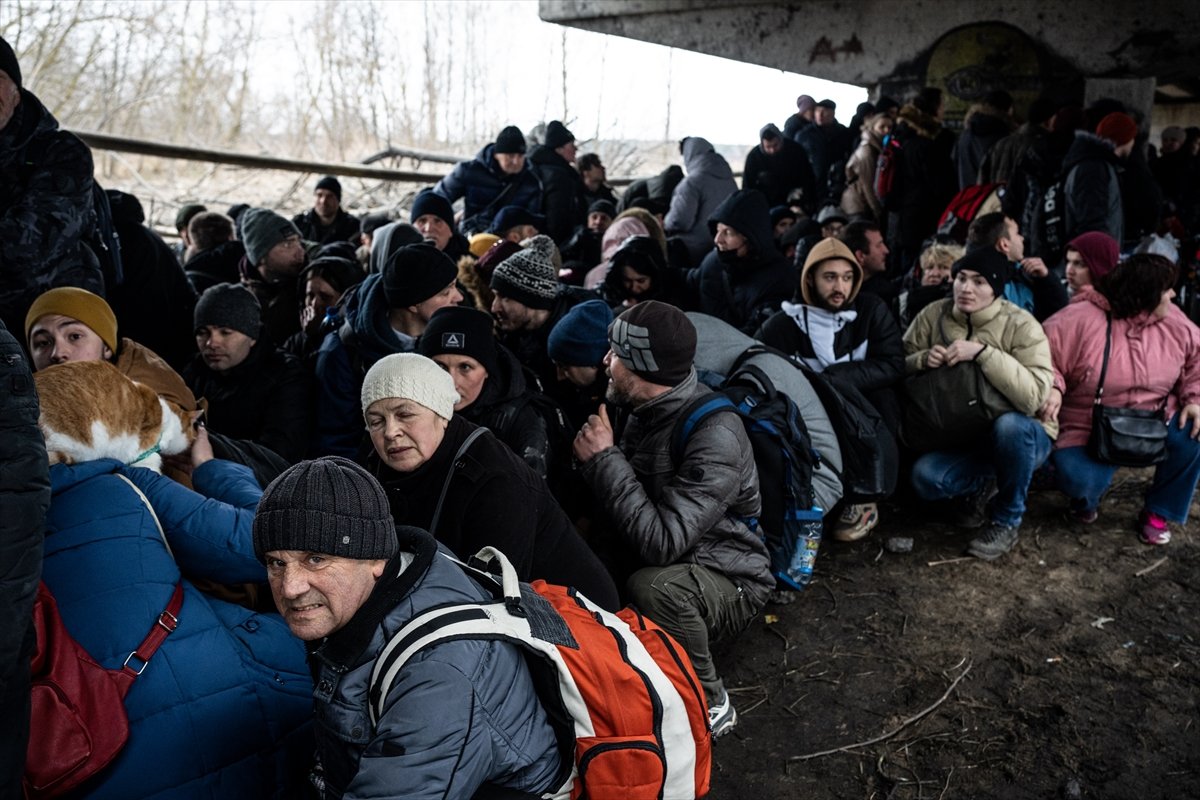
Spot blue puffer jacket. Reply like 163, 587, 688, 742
433, 144, 543, 233
42, 459, 313, 800
311, 273, 414, 457
308, 527, 562, 799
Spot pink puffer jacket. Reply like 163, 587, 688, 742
1043, 290, 1200, 449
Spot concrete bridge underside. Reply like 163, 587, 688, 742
540, 1, 1200, 130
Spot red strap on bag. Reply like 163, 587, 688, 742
24, 582, 184, 799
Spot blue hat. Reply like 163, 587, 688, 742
547, 299, 613, 367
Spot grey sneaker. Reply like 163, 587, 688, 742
953, 479, 998, 529
707, 689, 739, 738
967, 522, 1019, 561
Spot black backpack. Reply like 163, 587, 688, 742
670, 363, 825, 591
729, 344, 899, 504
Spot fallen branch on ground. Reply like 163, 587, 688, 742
1134, 557, 1168, 577
927, 557, 974, 567
787, 659, 973, 762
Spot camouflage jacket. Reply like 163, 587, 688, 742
0, 89, 101, 332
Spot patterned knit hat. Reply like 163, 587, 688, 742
608, 300, 695, 387
489, 235, 559, 310
360, 352, 459, 419
252, 457, 397, 562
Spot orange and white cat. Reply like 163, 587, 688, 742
33, 360, 195, 473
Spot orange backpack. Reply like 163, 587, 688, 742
370, 547, 712, 799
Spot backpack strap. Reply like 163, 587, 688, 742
668, 393, 737, 466
428, 427, 488, 537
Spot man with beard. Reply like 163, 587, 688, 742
756, 237, 904, 542
573, 301, 772, 739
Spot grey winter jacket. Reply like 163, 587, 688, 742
307, 527, 562, 800
580, 370, 773, 607
664, 138, 738, 266
688, 312, 844, 516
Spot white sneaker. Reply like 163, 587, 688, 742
707, 689, 738, 738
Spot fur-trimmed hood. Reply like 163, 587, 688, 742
897, 104, 942, 140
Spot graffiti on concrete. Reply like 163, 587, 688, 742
925, 23, 1043, 127
809, 34, 863, 64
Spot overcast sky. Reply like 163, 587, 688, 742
256, 0, 867, 149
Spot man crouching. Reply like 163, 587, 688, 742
253, 457, 562, 799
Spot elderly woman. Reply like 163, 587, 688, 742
1041, 254, 1200, 544
416, 305, 566, 482
359, 353, 618, 610
897, 240, 964, 327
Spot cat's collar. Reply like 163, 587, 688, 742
129, 436, 162, 466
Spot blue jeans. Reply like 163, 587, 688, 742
911, 412, 1052, 528
1052, 412, 1200, 522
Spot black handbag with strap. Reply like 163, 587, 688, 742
1087, 313, 1170, 467
901, 300, 1015, 452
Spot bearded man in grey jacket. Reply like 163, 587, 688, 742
572, 301, 772, 739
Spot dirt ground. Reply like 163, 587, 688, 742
709, 469, 1199, 800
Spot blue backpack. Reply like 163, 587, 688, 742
670, 363, 825, 591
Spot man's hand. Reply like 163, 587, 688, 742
943, 339, 985, 366
1020, 257, 1049, 279
1039, 387, 1063, 424
1179, 403, 1200, 440
573, 404, 614, 463
191, 425, 214, 469
926, 345, 948, 369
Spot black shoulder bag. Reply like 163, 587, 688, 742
1087, 313, 1169, 467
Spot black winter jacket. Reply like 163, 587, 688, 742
183, 337, 310, 463
742, 138, 816, 208
496, 286, 595, 402
528, 145, 588, 244
1062, 131, 1125, 245
459, 345, 560, 481
433, 144, 543, 234
291, 207, 361, 246
688, 189, 793, 334
0, 322, 48, 798
366, 415, 618, 610
185, 240, 246, 294
0, 90, 102, 334
888, 105, 958, 250
105, 191, 199, 371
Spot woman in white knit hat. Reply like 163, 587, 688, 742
359, 353, 618, 609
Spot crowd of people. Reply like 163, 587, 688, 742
4, 33, 1200, 799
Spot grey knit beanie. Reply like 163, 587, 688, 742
193, 283, 261, 337
241, 207, 302, 267
489, 235, 559, 310
252, 457, 397, 562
